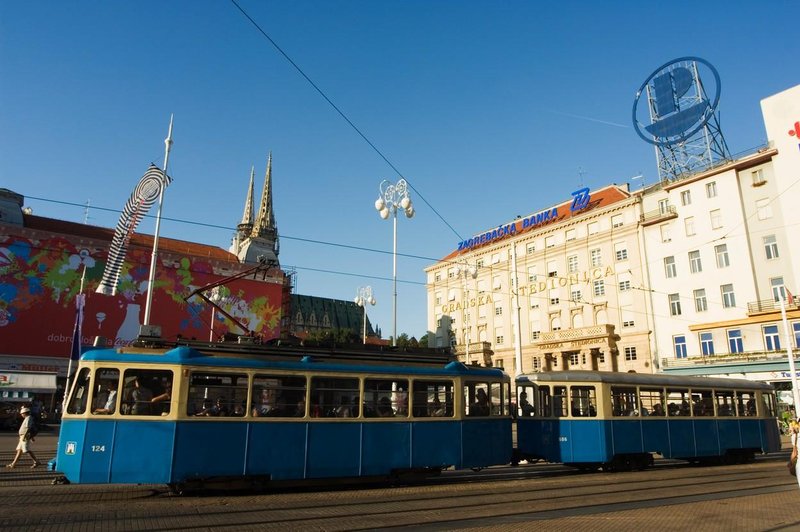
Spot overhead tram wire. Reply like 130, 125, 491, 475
228, 0, 463, 242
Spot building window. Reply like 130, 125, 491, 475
527, 265, 538, 283
526, 243, 536, 254
590, 248, 602, 267
622, 307, 634, 328
531, 330, 540, 341
664, 256, 677, 278
619, 279, 631, 292
570, 288, 582, 302
476, 258, 485, 268
448, 289, 457, 301
492, 276, 501, 290
570, 353, 579, 366
545, 236, 555, 248
764, 235, 779, 260
478, 305, 487, 319
694, 289, 707, 312
700, 332, 714, 355
710, 209, 722, 229
689, 250, 702, 273
752, 169, 765, 186
680, 190, 692, 206
549, 289, 560, 305
495, 304, 503, 316
624, 346, 637, 361
727, 329, 743, 354
588, 221, 599, 234
566, 228, 576, 241
715, 244, 730, 268
764, 324, 781, 351
721, 284, 736, 308
684, 217, 695, 236
794, 322, 800, 348
532, 356, 540, 370
669, 293, 682, 316
435, 293, 442, 305
756, 198, 772, 220
706, 181, 717, 198
448, 268, 456, 279
614, 242, 628, 261
658, 199, 670, 214
593, 280, 605, 297
771, 277, 785, 303
491, 253, 501, 264
547, 260, 558, 278
434, 273, 441, 282
660, 224, 671, 242
567, 255, 578, 273
496, 334, 504, 345
674, 335, 688, 358
611, 214, 623, 228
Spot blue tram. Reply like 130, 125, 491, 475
515, 371, 781, 471
56, 341, 512, 490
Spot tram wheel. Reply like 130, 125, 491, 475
167, 483, 186, 496
51, 476, 70, 485
471, 467, 483, 472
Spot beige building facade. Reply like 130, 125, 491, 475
426, 184, 656, 375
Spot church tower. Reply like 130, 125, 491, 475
230, 153, 280, 266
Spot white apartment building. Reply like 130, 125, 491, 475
425, 84, 800, 387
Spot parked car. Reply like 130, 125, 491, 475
0, 402, 20, 430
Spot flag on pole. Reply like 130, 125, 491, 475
787, 288, 795, 307
69, 293, 86, 361
96, 165, 172, 295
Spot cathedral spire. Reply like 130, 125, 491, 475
238, 165, 255, 231
251, 152, 275, 238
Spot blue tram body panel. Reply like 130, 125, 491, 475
173, 422, 249, 479
362, 422, 412, 475
306, 423, 362, 478
111, 421, 174, 484
461, 419, 512, 467
247, 422, 309, 480
409, 422, 461, 469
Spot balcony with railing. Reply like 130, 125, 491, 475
747, 298, 800, 315
640, 205, 677, 226
453, 341, 494, 366
661, 349, 795, 369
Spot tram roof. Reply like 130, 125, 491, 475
516, 370, 774, 390
80, 344, 508, 379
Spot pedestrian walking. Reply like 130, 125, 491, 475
5, 406, 41, 469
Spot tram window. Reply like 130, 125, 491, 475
553, 386, 568, 418
67, 368, 91, 415
464, 382, 491, 416
763, 392, 777, 417
187, 372, 248, 417
690, 389, 713, 416
714, 390, 735, 416
639, 388, 665, 417
365, 378, 409, 418
517, 385, 535, 417
666, 389, 690, 416
411, 380, 453, 418
503, 381, 511, 416
252, 375, 307, 418
310, 377, 360, 418
570, 386, 597, 417
611, 386, 639, 416
91, 368, 120, 415
121, 369, 173, 416
490, 382, 505, 416
537, 386, 552, 417
736, 391, 757, 417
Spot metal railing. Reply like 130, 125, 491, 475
747, 298, 800, 314
640, 205, 677, 226
661, 348, 795, 369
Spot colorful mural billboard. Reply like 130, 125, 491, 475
0, 230, 284, 358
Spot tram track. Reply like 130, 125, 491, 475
0, 455, 797, 531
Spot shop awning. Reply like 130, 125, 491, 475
0, 372, 57, 392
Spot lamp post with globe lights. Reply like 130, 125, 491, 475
375, 179, 414, 347
354, 286, 376, 344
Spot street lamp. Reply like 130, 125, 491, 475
354, 286, 376, 344
454, 262, 478, 364
375, 179, 414, 347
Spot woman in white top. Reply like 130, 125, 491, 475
5, 406, 41, 469
791, 419, 800, 488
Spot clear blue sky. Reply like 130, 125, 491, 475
1, 1, 799, 340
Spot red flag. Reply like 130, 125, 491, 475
787, 288, 795, 306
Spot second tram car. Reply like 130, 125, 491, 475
56, 342, 512, 490
515, 371, 781, 470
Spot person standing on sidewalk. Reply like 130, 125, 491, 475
5, 407, 41, 469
